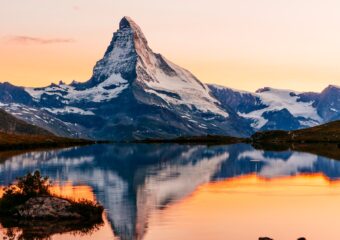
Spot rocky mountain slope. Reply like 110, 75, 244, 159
209, 84, 340, 131
0, 17, 339, 140
0, 108, 52, 136
0, 109, 92, 148
0, 17, 251, 141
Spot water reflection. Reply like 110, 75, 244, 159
0, 182, 114, 240
0, 143, 339, 240
0, 217, 104, 240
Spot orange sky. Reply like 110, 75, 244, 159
1, 0, 340, 92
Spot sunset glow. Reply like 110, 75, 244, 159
1, 0, 340, 91
144, 174, 340, 240
0, 182, 117, 240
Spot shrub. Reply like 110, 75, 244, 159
0, 171, 50, 214
16, 170, 50, 197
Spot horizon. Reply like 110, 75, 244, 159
1, 1, 340, 92
1, 2, 340, 239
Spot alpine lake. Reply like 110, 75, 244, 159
0, 143, 339, 240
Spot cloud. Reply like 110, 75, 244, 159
5, 36, 75, 45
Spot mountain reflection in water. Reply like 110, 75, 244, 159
0, 143, 339, 240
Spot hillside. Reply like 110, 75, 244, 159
0, 108, 52, 136
252, 120, 340, 143
0, 132, 93, 150
0, 109, 93, 149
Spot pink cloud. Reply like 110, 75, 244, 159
5, 36, 75, 45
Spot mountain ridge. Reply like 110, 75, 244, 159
0, 110, 93, 149
0, 16, 251, 140
0, 16, 339, 140
209, 84, 339, 131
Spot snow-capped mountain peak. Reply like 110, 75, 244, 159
2, 16, 338, 140
87, 16, 229, 117
3, 17, 253, 140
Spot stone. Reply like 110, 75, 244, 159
16, 196, 82, 219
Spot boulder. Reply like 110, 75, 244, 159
16, 196, 82, 219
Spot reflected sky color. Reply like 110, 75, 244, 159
0, 143, 340, 239
145, 174, 340, 240
1, 0, 340, 91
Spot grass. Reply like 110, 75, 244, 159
251, 120, 340, 143
0, 132, 94, 150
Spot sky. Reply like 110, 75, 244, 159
1, 0, 340, 92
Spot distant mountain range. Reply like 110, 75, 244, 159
0, 16, 339, 141
209, 84, 340, 131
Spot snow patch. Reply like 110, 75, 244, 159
25, 74, 129, 103
43, 107, 95, 115
238, 88, 322, 129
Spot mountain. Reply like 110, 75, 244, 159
251, 120, 340, 143
0, 82, 88, 138
209, 84, 340, 131
0, 17, 251, 141
250, 120, 340, 160
0, 109, 92, 148
0, 17, 339, 140
0, 108, 52, 136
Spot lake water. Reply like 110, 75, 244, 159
0, 143, 340, 240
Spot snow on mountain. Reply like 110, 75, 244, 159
209, 85, 335, 131
0, 16, 339, 139
241, 88, 321, 129
0, 102, 87, 138
25, 74, 129, 103
316, 84, 340, 122
0, 17, 250, 140
83, 16, 228, 117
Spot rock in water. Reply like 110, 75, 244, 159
16, 196, 81, 219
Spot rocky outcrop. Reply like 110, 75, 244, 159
16, 196, 82, 219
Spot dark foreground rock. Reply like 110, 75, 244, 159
16, 196, 82, 219
10, 196, 104, 221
